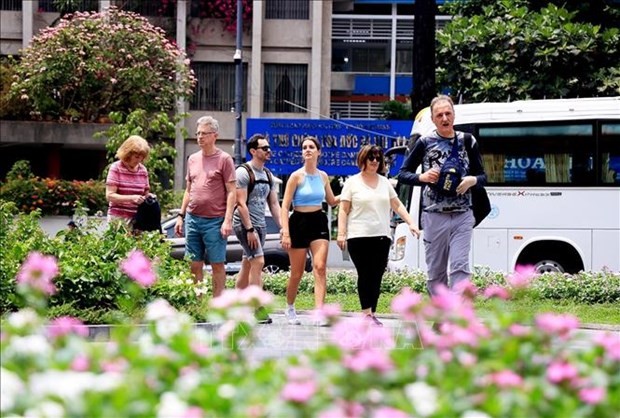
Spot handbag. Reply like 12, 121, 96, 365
463, 132, 491, 227
434, 136, 462, 197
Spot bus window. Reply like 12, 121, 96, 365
477, 123, 595, 186
601, 122, 620, 185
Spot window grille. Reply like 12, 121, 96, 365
190, 62, 248, 112
263, 64, 308, 113
0, 0, 22, 11
265, 0, 309, 20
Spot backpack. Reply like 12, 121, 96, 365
238, 163, 273, 203
434, 136, 463, 197
463, 133, 492, 227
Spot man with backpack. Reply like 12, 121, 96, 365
233, 134, 282, 324
398, 95, 487, 296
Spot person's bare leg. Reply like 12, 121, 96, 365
309, 240, 329, 308
235, 258, 251, 289
211, 263, 226, 297
286, 248, 308, 305
191, 260, 204, 284
248, 256, 265, 288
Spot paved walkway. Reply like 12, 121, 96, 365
86, 312, 619, 361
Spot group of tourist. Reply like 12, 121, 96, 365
105, 95, 487, 326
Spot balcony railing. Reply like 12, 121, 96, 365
333, 15, 451, 41
330, 101, 384, 120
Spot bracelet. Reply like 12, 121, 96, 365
246, 227, 255, 233
177, 213, 185, 218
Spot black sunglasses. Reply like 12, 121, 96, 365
367, 155, 381, 162
256, 145, 271, 151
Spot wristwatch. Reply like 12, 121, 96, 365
246, 227, 255, 233
177, 213, 185, 218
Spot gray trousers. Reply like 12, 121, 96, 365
421, 210, 475, 296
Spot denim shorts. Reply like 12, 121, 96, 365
184, 213, 227, 263
233, 225, 266, 259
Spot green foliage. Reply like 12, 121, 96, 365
437, 0, 620, 101
0, 162, 107, 216
9, 7, 196, 122
0, 57, 31, 120
96, 109, 187, 209
381, 99, 413, 120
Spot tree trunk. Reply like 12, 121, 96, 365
411, 0, 437, 116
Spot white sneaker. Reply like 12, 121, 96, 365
287, 308, 301, 325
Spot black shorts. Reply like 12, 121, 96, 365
289, 210, 330, 248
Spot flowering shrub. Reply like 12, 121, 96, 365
9, 7, 196, 121
2, 251, 619, 417
190, 0, 252, 33
0, 163, 107, 216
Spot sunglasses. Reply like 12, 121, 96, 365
256, 145, 271, 151
367, 155, 381, 162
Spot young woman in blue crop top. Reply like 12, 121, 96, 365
280, 136, 339, 326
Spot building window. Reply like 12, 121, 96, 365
265, 0, 309, 20
114, 0, 176, 17
38, 0, 99, 12
263, 64, 308, 113
0, 0, 22, 11
190, 62, 248, 112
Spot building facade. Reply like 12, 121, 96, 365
0, 0, 447, 183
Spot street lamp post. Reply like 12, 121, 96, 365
233, 0, 243, 165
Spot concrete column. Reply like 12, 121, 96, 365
100, 1, 111, 11
174, 0, 188, 190
22, 0, 35, 48
310, 0, 323, 119
389, 3, 397, 100
250, 0, 263, 118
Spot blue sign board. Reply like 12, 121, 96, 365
246, 119, 412, 176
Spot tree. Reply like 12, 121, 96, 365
9, 7, 196, 122
411, 0, 437, 114
437, 0, 620, 102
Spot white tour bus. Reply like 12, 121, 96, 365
387, 97, 620, 275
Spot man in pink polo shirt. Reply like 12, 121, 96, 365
174, 116, 236, 297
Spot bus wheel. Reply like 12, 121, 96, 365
533, 259, 564, 274
517, 241, 583, 275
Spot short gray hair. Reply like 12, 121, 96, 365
197, 116, 219, 132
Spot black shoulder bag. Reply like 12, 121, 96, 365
464, 133, 491, 228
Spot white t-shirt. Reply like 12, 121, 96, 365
340, 173, 397, 239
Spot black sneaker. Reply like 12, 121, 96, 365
255, 307, 273, 324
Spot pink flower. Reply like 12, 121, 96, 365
343, 349, 393, 373
48, 316, 88, 339
488, 370, 524, 388
16, 252, 59, 295
287, 367, 315, 381
330, 317, 395, 351
535, 313, 580, 339
372, 407, 410, 418
508, 324, 530, 337
183, 407, 204, 418
579, 387, 606, 404
120, 249, 156, 287
594, 332, 620, 361
70, 354, 90, 371
507, 264, 536, 289
547, 361, 579, 384
280, 380, 317, 403
391, 287, 424, 320
483, 285, 510, 300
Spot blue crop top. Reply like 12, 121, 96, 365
293, 173, 325, 207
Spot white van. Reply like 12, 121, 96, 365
388, 97, 620, 274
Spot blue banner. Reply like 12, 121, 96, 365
247, 119, 412, 176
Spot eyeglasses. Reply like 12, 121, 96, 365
256, 145, 271, 151
367, 155, 381, 162
196, 131, 216, 137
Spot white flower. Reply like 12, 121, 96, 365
24, 401, 65, 418
155, 313, 192, 340
28, 371, 121, 407
1, 368, 24, 413
462, 411, 492, 418
145, 299, 177, 321
405, 381, 438, 417
217, 383, 236, 399
176, 370, 201, 393
157, 392, 188, 418
5, 335, 51, 358
7, 308, 41, 329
